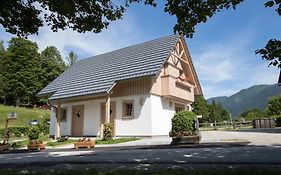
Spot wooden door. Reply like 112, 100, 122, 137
100, 102, 116, 136
71, 105, 84, 137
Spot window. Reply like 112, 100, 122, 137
175, 103, 185, 113
123, 100, 134, 119
61, 108, 67, 122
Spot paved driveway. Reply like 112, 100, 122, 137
201, 128, 281, 146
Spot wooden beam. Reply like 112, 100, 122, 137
105, 95, 110, 123
171, 52, 189, 65
3, 119, 9, 144
55, 100, 61, 140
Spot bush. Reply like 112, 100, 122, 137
9, 126, 29, 137
37, 123, 49, 135
274, 115, 281, 127
28, 126, 40, 140
170, 111, 196, 137
103, 123, 113, 141
0, 126, 29, 138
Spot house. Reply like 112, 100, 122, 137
38, 35, 202, 139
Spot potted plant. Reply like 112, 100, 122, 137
169, 111, 201, 144
27, 126, 45, 150
74, 137, 95, 149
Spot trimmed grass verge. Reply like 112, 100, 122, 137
46, 140, 76, 147
96, 137, 139, 144
10, 135, 50, 148
45, 137, 139, 147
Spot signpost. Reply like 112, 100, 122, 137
1, 112, 17, 152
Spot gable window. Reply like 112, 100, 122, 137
123, 100, 134, 119
61, 108, 67, 122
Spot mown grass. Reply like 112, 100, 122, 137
96, 137, 138, 144
46, 139, 76, 147
0, 105, 51, 128
45, 137, 139, 147
10, 135, 50, 148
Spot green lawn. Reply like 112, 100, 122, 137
0, 105, 51, 128
10, 135, 50, 148
46, 139, 76, 147
96, 137, 138, 144
45, 138, 139, 147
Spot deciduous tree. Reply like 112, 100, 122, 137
0, 1, 280, 68
40, 46, 66, 88
192, 95, 210, 122
0, 38, 41, 105
267, 94, 281, 116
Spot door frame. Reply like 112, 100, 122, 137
71, 105, 84, 136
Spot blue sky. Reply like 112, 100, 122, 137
0, 1, 280, 99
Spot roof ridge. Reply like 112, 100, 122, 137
77, 34, 180, 63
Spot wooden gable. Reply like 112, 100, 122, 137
168, 36, 202, 95
150, 36, 202, 103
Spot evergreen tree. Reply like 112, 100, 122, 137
66, 51, 78, 66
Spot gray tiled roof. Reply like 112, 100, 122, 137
38, 35, 180, 100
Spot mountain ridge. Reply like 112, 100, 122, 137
207, 84, 281, 117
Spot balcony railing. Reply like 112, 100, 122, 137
161, 75, 194, 102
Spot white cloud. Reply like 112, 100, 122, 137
24, 13, 145, 61
192, 31, 280, 99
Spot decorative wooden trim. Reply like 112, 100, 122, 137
170, 52, 190, 66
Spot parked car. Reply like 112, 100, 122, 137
28, 119, 39, 126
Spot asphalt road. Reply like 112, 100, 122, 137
1, 144, 281, 169
2, 129, 281, 172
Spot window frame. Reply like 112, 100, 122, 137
174, 103, 185, 113
122, 100, 134, 119
60, 107, 68, 122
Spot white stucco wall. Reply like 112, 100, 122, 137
50, 94, 192, 137
115, 95, 152, 137
52, 100, 102, 136
150, 95, 175, 136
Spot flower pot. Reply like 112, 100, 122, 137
74, 138, 95, 149
27, 140, 45, 151
171, 133, 201, 145
0, 143, 9, 152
